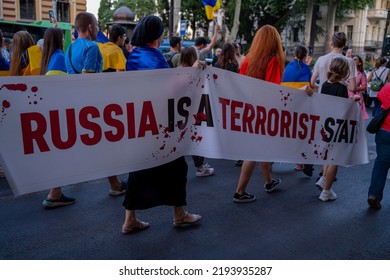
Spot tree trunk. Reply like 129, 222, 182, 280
229, 0, 241, 42
304, 0, 313, 46
324, 0, 338, 53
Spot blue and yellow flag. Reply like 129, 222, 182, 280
202, 0, 221, 20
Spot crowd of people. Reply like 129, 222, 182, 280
1, 11, 390, 234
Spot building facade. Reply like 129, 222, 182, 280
281, 0, 389, 60
0, 0, 86, 24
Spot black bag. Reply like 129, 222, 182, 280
164, 51, 178, 68
366, 107, 390, 134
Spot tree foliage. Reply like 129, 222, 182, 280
98, 0, 114, 30
181, 0, 209, 40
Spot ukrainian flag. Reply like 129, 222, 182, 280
202, 0, 221, 20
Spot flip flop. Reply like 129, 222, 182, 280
173, 212, 201, 228
121, 220, 149, 234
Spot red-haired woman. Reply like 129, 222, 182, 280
233, 25, 285, 203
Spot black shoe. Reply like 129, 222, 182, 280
264, 178, 281, 193
43, 194, 75, 208
368, 196, 381, 209
303, 164, 313, 177
233, 192, 256, 203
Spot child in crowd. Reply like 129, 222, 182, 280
317, 57, 360, 201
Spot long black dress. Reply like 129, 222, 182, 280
122, 46, 188, 210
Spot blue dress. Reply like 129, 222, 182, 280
123, 46, 188, 210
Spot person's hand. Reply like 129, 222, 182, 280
192, 60, 207, 69
304, 85, 313, 96
352, 94, 360, 101
214, 20, 220, 33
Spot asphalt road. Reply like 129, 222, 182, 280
1, 109, 389, 260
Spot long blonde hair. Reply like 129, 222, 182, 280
245, 25, 285, 80
10, 31, 34, 76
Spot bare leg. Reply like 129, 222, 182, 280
108, 175, 122, 190
235, 161, 256, 194
47, 187, 62, 200
121, 209, 149, 233
260, 162, 272, 184
323, 165, 338, 191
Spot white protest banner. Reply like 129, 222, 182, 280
0, 67, 368, 196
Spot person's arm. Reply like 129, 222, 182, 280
367, 69, 374, 83
386, 70, 390, 83
359, 72, 367, 91
204, 21, 220, 53
347, 60, 357, 92
310, 72, 319, 89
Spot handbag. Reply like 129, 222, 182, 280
366, 107, 390, 134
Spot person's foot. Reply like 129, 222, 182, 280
122, 220, 149, 234
233, 192, 256, 203
43, 194, 75, 208
109, 181, 127, 196
294, 164, 304, 171
315, 176, 326, 190
264, 178, 281, 193
196, 164, 215, 177
319, 189, 337, 201
303, 165, 314, 177
367, 196, 381, 210
173, 212, 201, 227
234, 160, 243, 166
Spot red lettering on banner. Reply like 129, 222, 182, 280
230, 100, 243, 132
79, 106, 102, 146
255, 106, 267, 135
126, 103, 136, 139
104, 104, 125, 142
218, 97, 230, 129
50, 109, 77, 150
20, 112, 50, 154
242, 103, 255, 133
219, 97, 322, 141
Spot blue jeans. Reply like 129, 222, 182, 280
373, 98, 382, 117
368, 129, 390, 200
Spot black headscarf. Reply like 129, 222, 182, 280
131, 15, 164, 47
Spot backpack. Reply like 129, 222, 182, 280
164, 51, 178, 68
370, 68, 387, 91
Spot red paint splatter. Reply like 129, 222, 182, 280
213, 73, 218, 80
323, 149, 328, 160
308, 139, 312, 144
196, 136, 203, 142
193, 112, 207, 125
31, 86, 38, 92
191, 135, 196, 141
2, 100, 10, 108
320, 128, 327, 141
1, 84, 28, 92
178, 128, 188, 142
160, 144, 165, 150
201, 85, 204, 88
284, 96, 288, 100
301, 152, 307, 158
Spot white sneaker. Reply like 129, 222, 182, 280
315, 176, 326, 190
319, 189, 337, 201
196, 164, 215, 177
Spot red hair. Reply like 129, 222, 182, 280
245, 25, 285, 80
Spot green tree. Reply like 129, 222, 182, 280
98, 0, 114, 30
114, 0, 157, 20
225, 0, 299, 46
323, 0, 373, 52
181, 0, 208, 40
